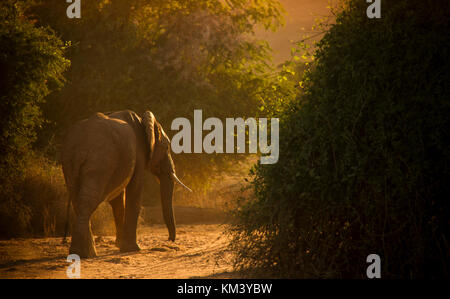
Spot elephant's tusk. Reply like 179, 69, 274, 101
171, 172, 193, 192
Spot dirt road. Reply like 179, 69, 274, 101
0, 224, 237, 279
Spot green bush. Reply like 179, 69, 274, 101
230, 0, 449, 278
0, 0, 69, 238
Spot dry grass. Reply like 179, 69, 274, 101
10, 154, 116, 238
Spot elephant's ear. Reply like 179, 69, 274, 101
142, 111, 156, 164
157, 122, 171, 148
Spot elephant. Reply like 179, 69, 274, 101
61, 110, 191, 258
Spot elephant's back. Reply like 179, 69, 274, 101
63, 113, 136, 155
61, 113, 137, 197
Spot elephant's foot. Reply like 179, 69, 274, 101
120, 242, 141, 253
70, 228, 97, 258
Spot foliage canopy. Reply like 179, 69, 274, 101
29, 0, 287, 191
0, 0, 69, 237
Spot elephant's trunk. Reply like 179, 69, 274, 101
159, 172, 176, 241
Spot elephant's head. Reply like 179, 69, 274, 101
142, 111, 191, 242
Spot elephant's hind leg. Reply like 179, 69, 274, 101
70, 178, 106, 258
70, 210, 97, 258
109, 191, 125, 248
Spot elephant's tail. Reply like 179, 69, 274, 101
61, 162, 81, 244
62, 193, 72, 244
61, 149, 85, 244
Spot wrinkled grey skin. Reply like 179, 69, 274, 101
62, 110, 176, 258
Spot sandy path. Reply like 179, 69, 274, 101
0, 224, 237, 279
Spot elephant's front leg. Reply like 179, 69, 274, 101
109, 191, 125, 248
120, 179, 142, 252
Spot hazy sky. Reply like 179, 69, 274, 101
257, 0, 332, 64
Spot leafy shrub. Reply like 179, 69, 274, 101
0, 0, 69, 238
230, 0, 449, 278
